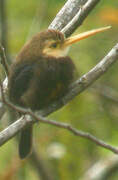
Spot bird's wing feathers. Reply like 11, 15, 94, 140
9, 63, 34, 104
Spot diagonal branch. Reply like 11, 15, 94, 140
82, 155, 118, 180
40, 43, 118, 116
1, 106, 118, 154
0, 44, 118, 155
0, 85, 118, 154
49, 0, 101, 37
61, 0, 100, 37
0, 44, 9, 76
49, 0, 88, 31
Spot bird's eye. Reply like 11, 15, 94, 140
50, 42, 58, 48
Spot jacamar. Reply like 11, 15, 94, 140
8, 26, 110, 159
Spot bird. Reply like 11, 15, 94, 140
8, 26, 111, 159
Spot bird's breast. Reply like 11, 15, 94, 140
8, 56, 75, 110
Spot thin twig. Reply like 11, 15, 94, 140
0, 0, 9, 59
0, 44, 9, 76
0, 81, 118, 154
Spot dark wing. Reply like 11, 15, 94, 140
8, 62, 34, 105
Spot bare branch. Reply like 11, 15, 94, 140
0, 103, 5, 120
0, 0, 9, 59
62, 0, 100, 37
0, 44, 9, 76
82, 155, 118, 180
0, 84, 118, 154
0, 116, 27, 146
61, 7, 83, 35
49, 0, 88, 31
40, 43, 118, 116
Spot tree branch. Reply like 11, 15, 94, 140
40, 43, 118, 116
0, 0, 9, 60
49, 0, 88, 31
49, 0, 101, 37
0, 75, 118, 154
0, 44, 9, 76
61, 0, 100, 37
82, 155, 118, 180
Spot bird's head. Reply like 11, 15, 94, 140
38, 26, 111, 58
17, 26, 111, 61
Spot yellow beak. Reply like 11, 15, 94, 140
64, 26, 111, 46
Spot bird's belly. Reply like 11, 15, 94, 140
21, 80, 66, 110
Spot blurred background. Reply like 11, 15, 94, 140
0, 0, 118, 179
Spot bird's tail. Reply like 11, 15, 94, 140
19, 125, 33, 159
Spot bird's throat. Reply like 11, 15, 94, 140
43, 46, 70, 58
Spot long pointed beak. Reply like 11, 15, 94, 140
64, 26, 111, 47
